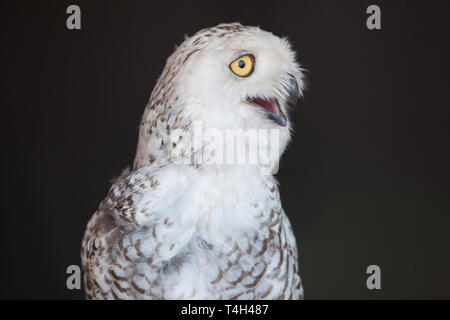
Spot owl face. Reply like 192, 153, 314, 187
134, 24, 304, 171
184, 26, 303, 138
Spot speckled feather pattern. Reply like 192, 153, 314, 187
81, 23, 304, 300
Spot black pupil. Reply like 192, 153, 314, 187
238, 60, 245, 68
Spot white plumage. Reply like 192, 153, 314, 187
82, 23, 304, 299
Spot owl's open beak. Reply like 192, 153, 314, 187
247, 97, 287, 127
246, 74, 299, 127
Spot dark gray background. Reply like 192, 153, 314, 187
1, 0, 449, 299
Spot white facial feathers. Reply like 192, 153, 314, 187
134, 23, 304, 171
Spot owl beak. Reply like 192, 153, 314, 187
246, 75, 299, 127
247, 97, 287, 127
286, 73, 300, 108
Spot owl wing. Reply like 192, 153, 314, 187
81, 163, 195, 299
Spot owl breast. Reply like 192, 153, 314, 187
82, 167, 303, 299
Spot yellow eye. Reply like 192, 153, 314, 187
229, 54, 255, 77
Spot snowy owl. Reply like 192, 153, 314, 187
81, 23, 305, 300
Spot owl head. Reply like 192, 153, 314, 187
135, 23, 304, 172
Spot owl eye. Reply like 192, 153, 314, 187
229, 54, 255, 77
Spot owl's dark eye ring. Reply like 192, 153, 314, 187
229, 54, 255, 77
